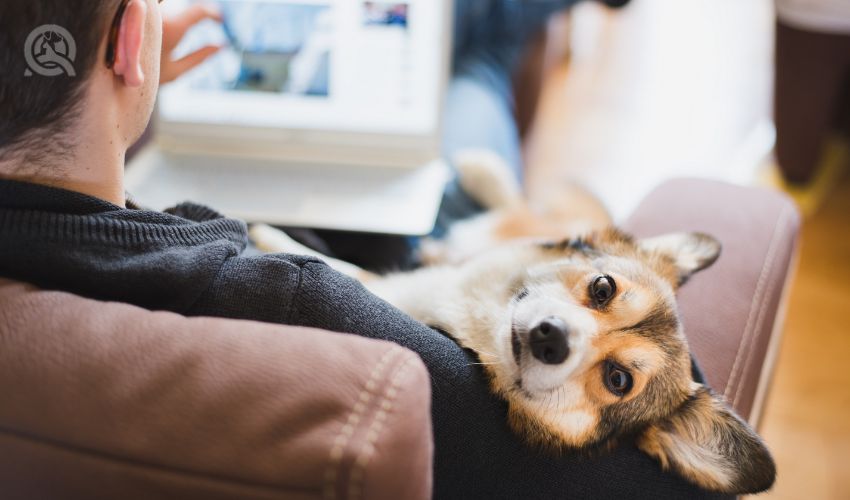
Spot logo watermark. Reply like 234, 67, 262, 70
24, 25, 77, 77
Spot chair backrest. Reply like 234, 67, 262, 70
0, 278, 433, 500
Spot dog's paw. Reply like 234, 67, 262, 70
454, 149, 523, 210
418, 237, 450, 266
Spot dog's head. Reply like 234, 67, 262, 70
484, 229, 775, 494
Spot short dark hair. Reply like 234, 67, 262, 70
0, 1, 120, 168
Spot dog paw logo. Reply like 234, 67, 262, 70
24, 25, 77, 77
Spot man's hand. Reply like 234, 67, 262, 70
160, 4, 223, 84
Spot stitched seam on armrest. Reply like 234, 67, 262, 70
323, 345, 404, 500
0, 427, 318, 495
731, 206, 792, 408
348, 353, 420, 500
724, 205, 789, 403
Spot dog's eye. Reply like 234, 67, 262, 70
590, 275, 617, 307
516, 288, 529, 301
604, 361, 633, 397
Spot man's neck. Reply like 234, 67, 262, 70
0, 84, 128, 207
0, 148, 127, 208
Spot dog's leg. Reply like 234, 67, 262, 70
454, 149, 523, 210
423, 148, 613, 265
419, 150, 523, 265
366, 264, 464, 332
249, 224, 375, 281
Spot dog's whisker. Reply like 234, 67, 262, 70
471, 354, 502, 364
543, 390, 553, 409
555, 386, 564, 410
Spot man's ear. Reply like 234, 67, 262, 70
639, 232, 721, 286
637, 386, 776, 494
113, 0, 148, 87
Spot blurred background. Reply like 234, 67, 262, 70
521, 1, 849, 498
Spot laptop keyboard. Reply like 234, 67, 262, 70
126, 150, 451, 235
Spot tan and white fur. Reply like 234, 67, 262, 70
420, 150, 613, 265
250, 152, 776, 495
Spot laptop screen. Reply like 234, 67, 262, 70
159, 0, 449, 138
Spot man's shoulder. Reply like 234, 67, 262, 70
162, 202, 228, 223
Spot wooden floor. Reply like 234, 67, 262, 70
523, 1, 850, 498
759, 172, 850, 499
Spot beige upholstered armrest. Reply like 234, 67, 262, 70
625, 178, 801, 425
0, 279, 432, 500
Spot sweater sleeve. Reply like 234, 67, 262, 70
187, 253, 310, 324
188, 251, 435, 344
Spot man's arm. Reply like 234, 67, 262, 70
188, 253, 727, 499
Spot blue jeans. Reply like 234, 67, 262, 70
433, 0, 575, 237
314, 1, 582, 268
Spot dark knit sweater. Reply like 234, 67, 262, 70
0, 179, 726, 500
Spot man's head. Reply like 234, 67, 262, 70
0, 0, 162, 172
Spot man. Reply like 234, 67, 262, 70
0, 1, 722, 498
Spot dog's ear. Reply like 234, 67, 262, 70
637, 386, 775, 494
639, 232, 721, 286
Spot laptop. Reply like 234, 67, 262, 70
125, 0, 453, 235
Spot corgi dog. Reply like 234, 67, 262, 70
250, 153, 776, 495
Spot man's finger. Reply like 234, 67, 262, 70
161, 45, 221, 83
167, 4, 222, 39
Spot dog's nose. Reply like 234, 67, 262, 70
529, 317, 570, 365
